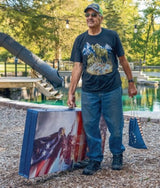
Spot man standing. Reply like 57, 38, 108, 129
67, 3, 137, 175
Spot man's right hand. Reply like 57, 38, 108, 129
67, 94, 76, 108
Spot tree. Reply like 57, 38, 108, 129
142, 0, 160, 65
0, 0, 159, 65
102, 0, 140, 59
0, 0, 89, 61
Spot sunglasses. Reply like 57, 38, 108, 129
85, 12, 99, 18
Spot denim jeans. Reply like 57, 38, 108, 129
81, 87, 125, 162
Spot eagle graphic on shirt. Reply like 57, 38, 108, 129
82, 42, 113, 75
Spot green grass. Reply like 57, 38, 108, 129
0, 62, 31, 73
148, 77, 160, 81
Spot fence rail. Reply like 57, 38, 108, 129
52, 60, 74, 71
0, 62, 30, 77
138, 66, 160, 69
1, 58, 160, 78
0, 60, 74, 77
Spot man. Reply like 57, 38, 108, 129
67, 3, 137, 175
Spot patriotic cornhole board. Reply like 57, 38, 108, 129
19, 108, 107, 179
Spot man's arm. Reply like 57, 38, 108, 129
67, 62, 83, 108
119, 55, 137, 97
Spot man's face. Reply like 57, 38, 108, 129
85, 9, 103, 29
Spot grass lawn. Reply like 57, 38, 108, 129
148, 77, 160, 81
0, 62, 31, 75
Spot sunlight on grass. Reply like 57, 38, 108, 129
0, 63, 31, 73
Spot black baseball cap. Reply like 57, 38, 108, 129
84, 3, 103, 16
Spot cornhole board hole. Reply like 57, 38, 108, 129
19, 108, 107, 178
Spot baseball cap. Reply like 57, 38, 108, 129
84, 3, 103, 16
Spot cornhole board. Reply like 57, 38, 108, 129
19, 108, 107, 179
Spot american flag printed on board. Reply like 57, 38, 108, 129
19, 108, 107, 179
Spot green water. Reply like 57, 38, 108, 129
26, 83, 160, 112
23, 71, 160, 112
122, 87, 160, 111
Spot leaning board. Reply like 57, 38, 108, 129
19, 108, 107, 179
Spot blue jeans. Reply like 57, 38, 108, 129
81, 87, 125, 162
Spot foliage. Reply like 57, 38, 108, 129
103, 0, 140, 58
0, 0, 159, 65
0, 49, 12, 62
141, 0, 160, 65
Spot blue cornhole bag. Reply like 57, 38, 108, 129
129, 117, 147, 149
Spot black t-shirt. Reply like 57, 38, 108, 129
70, 28, 125, 93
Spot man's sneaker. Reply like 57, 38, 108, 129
112, 154, 123, 170
82, 160, 101, 175
73, 158, 89, 170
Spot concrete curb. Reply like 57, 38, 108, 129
0, 97, 67, 110
0, 97, 160, 123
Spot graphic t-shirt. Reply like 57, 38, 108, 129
70, 28, 124, 93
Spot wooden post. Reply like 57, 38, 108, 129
29, 87, 34, 100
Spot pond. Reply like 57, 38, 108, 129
0, 70, 156, 112
25, 76, 160, 112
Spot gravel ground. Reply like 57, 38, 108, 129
0, 105, 160, 188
